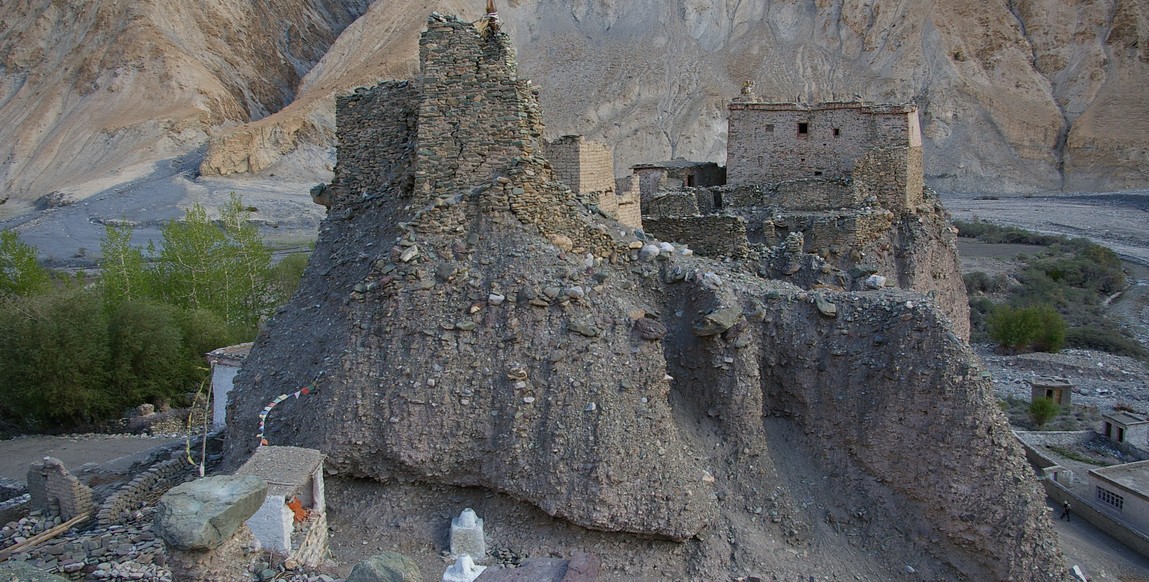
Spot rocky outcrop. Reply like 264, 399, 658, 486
224, 13, 1065, 580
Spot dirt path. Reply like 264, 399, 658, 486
0, 435, 183, 482
1047, 496, 1149, 581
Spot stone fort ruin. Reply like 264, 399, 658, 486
641, 94, 968, 338
223, 8, 1065, 580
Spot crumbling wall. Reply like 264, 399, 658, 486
97, 457, 198, 527
414, 14, 540, 203
545, 136, 615, 195
852, 146, 924, 213
645, 193, 700, 218
642, 216, 748, 257
27, 458, 93, 520
331, 82, 418, 209
713, 180, 859, 211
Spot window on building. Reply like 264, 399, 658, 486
814, 170, 823, 176
833, 128, 841, 137
765, 124, 775, 133
798, 122, 808, 135
1097, 487, 1124, 511
713, 191, 723, 209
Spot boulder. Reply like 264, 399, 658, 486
346, 552, 422, 582
692, 307, 742, 336
155, 475, 268, 551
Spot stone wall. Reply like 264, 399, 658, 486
645, 193, 699, 218
727, 101, 920, 186
615, 186, 642, 230
545, 136, 615, 195
331, 82, 418, 208
642, 215, 748, 257
415, 14, 541, 204
715, 180, 858, 212
97, 457, 198, 527
852, 146, 924, 213
761, 210, 894, 258
27, 458, 93, 520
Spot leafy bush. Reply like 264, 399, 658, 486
0, 287, 112, 428
987, 303, 1066, 353
1032, 304, 1067, 353
1066, 326, 1149, 360
0, 229, 50, 297
108, 301, 192, 406
1029, 397, 1060, 428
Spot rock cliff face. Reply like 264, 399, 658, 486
224, 14, 1064, 580
0, 0, 367, 209
196, 0, 1148, 195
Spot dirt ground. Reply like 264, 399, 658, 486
0, 434, 183, 482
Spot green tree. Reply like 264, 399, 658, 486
108, 301, 190, 406
153, 195, 273, 327
1029, 397, 1060, 429
100, 224, 150, 308
988, 305, 1041, 351
0, 229, 50, 297
0, 287, 111, 427
1032, 304, 1067, 353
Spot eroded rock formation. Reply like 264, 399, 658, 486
225, 13, 1065, 580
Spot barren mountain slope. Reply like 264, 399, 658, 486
0, 0, 367, 212
200, 0, 1149, 194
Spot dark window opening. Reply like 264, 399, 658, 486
685, 174, 695, 187
765, 124, 775, 133
1118, 427, 1126, 442
833, 128, 841, 137
814, 170, 823, 176
713, 191, 723, 209
798, 122, 808, 135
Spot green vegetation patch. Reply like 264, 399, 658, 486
955, 220, 1146, 361
0, 195, 308, 432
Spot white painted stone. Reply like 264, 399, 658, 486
449, 508, 485, 560
442, 555, 485, 582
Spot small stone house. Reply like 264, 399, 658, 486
1088, 460, 1149, 534
235, 446, 327, 567
1030, 378, 1073, 408
207, 343, 252, 431
1102, 412, 1149, 447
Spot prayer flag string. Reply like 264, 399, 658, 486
257, 383, 319, 446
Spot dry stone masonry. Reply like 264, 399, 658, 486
223, 9, 1066, 581
641, 98, 968, 340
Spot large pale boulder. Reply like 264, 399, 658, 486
155, 475, 268, 551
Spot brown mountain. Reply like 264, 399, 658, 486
1, 0, 1146, 211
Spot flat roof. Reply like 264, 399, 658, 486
1091, 459, 1149, 496
1103, 411, 1149, 427
1031, 378, 1073, 389
235, 446, 324, 497
206, 342, 253, 365
728, 100, 916, 114
632, 159, 718, 170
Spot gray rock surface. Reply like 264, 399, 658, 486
0, 561, 69, 582
345, 552, 422, 582
154, 475, 267, 551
